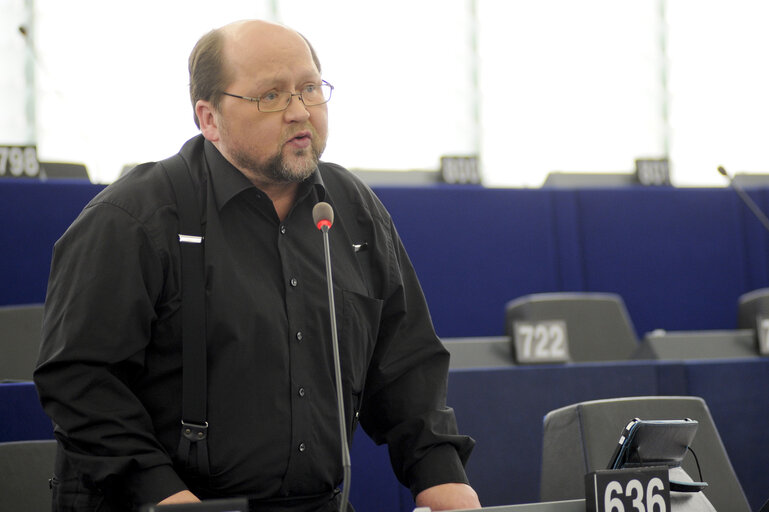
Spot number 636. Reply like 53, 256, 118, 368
605, 478, 667, 512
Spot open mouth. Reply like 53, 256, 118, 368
290, 131, 311, 141
286, 131, 312, 149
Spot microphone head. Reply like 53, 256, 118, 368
312, 202, 334, 230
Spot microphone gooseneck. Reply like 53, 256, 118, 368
312, 201, 351, 512
718, 166, 769, 233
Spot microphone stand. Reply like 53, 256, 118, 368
320, 222, 352, 512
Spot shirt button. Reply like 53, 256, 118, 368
296, 331, 303, 341
280, 225, 286, 235
298, 442, 306, 452
298, 387, 306, 397
290, 277, 298, 287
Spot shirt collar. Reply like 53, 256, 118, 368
203, 139, 327, 210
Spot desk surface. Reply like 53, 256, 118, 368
449, 499, 585, 512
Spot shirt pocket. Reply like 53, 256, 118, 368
339, 288, 383, 394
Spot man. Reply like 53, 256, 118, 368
35, 20, 480, 512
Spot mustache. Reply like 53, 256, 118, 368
283, 125, 317, 144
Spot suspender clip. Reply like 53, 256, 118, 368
181, 420, 209, 441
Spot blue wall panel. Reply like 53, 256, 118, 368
375, 186, 562, 337
0, 180, 104, 306
4, 181, 769, 510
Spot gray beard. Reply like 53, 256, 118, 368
233, 146, 319, 184
266, 148, 318, 183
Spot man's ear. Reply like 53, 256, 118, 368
196, 100, 220, 142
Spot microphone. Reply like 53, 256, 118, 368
718, 166, 769, 233
313, 201, 334, 231
312, 201, 351, 512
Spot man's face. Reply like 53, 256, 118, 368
210, 22, 328, 186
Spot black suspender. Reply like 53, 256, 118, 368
161, 154, 210, 477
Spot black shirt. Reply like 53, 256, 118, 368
34, 135, 474, 508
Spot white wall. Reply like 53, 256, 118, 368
1, 0, 34, 144
667, 0, 769, 186
477, 1, 665, 187
1, 0, 768, 186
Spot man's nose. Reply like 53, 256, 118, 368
284, 94, 311, 121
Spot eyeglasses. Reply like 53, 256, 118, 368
221, 80, 334, 113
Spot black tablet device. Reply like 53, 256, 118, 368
607, 418, 707, 492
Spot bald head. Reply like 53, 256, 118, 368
188, 19, 321, 128
221, 20, 311, 53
